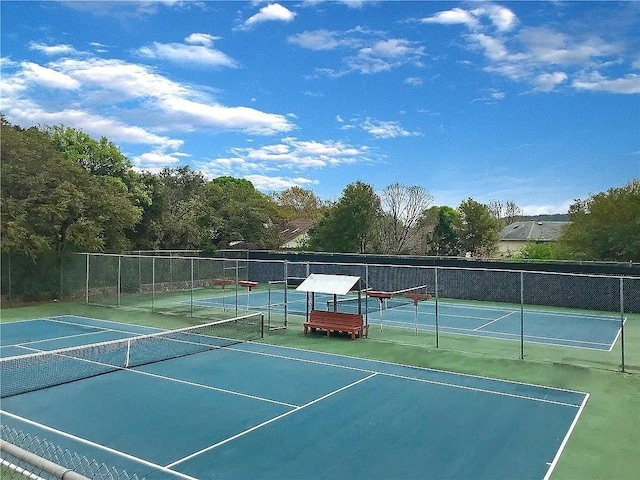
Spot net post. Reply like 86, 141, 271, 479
520, 270, 524, 360
125, 339, 131, 368
620, 276, 625, 373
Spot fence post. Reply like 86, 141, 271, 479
191, 257, 195, 318
85, 253, 89, 304
434, 267, 439, 348
620, 277, 625, 373
152, 256, 155, 313
117, 255, 122, 307
520, 271, 524, 360
284, 260, 289, 327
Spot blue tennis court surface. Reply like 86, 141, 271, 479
1, 316, 588, 479
195, 290, 622, 350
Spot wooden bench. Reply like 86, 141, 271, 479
303, 310, 368, 340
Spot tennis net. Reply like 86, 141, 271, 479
0, 312, 264, 399
327, 285, 430, 314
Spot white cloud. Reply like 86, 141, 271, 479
243, 174, 317, 192
404, 76, 423, 86
29, 42, 79, 56
243, 3, 296, 29
185, 33, 218, 47
162, 97, 294, 135
18, 57, 295, 135
521, 201, 572, 216
133, 150, 183, 169
572, 72, 640, 94
421, 8, 480, 30
20, 62, 81, 90
471, 5, 518, 32
288, 30, 342, 51
532, 72, 567, 92
348, 38, 425, 74
227, 137, 372, 170
362, 119, 420, 139
137, 40, 238, 68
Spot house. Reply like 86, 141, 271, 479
498, 221, 567, 256
279, 219, 314, 250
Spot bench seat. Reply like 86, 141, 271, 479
303, 310, 368, 340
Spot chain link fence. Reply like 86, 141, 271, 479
0, 426, 143, 480
2, 252, 637, 372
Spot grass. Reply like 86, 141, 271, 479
1, 300, 638, 480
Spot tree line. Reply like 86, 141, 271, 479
2, 117, 638, 262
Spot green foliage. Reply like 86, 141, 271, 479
428, 206, 461, 256
208, 176, 283, 249
271, 186, 326, 221
516, 242, 558, 260
559, 180, 640, 262
307, 181, 381, 253
1, 121, 140, 254
457, 198, 501, 257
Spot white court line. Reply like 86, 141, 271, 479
379, 318, 614, 350
231, 340, 589, 397
225, 347, 583, 408
0, 410, 197, 480
127, 368, 298, 408
165, 373, 378, 469
473, 311, 519, 331
13, 343, 297, 409
543, 393, 590, 480
9, 330, 134, 349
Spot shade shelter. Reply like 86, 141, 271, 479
296, 273, 369, 339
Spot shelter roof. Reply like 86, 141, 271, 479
295, 274, 361, 295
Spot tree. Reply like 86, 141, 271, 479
376, 183, 434, 254
427, 206, 461, 256
207, 176, 283, 249
307, 181, 381, 253
271, 186, 326, 221
1, 120, 142, 253
559, 180, 640, 261
457, 198, 501, 257
145, 167, 209, 250
488, 200, 522, 226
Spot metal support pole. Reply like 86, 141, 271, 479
190, 257, 194, 318
520, 271, 524, 360
434, 267, 439, 348
365, 264, 369, 337
235, 260, 239, 317
117, 255, 121, 307
152, 256, 155, 313
284, 261, 289, 327
620, 277, 625, 373
85, 253, 89, 304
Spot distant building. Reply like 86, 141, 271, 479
498, 221, 568, 256
278, 219, 314, 250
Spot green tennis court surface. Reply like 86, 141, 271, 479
194, 289, 622, 351
1, 316, 587, 479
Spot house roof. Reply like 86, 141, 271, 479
501, 221, 567, 242
279, 218, 314, 246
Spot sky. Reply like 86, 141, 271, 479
1, 1, 639, 215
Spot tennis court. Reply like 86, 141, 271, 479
194, 288, 622, 351
1, 315, 588, 479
